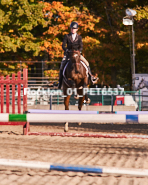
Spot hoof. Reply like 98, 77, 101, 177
74, 95, 79, 100
85, 98, 91, 104
78, 122, 82, 126
92, 77, 99, 84
64, 127, 68, 132
64, 122, 69, 132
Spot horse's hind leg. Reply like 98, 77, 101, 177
85, 94, 91, 104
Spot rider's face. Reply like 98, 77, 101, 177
71, 28, 78, 34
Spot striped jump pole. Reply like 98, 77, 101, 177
115, 111, 148, 114
0, 113, 128, 123
28, 132, 148, 139
0, 113, 148, 139
1, 113, 148, 123
28, 109, 99, 114
0, 159, 148, 177
27, 111, 140, 123
1, 113, 148, 138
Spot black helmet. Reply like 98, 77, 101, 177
70, 22, 78, 29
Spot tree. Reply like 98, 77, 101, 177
0, 0, 47, 61
44, 0, 148, 89
42, 0, 130, 87
41, 1, 100, 60
1, 0, 148, 89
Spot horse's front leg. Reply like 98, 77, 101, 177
64, 95, 71, 132
78, 96, 85, 110
64, 95, 71, 110
77, 89, 84, 126
77, 89, 85, 111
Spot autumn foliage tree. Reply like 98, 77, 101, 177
1, 0, 148, 89
42, 0, 130, 87
41, 1, 100, 60
0, 0, 48, 75
43, 0, 148, 89
0, 0, 48, 60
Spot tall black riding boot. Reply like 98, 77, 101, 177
88, 66, 98, 85
58, 70, 63, 89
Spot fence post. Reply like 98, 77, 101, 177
57, 94, 59, 105
50, 95, 52, 110
12, 73, 15, 114
17, 71, 21, 114
138, 89, 141, 111
102, 95, 104, 105
23, 69, 29, 135
0, 76, 4, 113
23, 69, 28, 113
6, 75, 10, 113
111, 95, 113, 113
0, 76, 1, 112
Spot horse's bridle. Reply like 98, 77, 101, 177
68, 50, 81, 71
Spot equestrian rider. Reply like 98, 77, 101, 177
58, 21, 98, 89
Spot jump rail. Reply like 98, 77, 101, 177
0, 69, 29, 135
28, 109, 99, 114
0, 113, 144, 123
1, 113, 148, 136
1, 111, 148, 136
28, 132, 148, 139
115, 111, 148, 114
0, 158, 148, 177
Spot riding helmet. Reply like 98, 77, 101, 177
70, 22, 79, 29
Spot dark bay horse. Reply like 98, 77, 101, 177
63, 50, 88, 111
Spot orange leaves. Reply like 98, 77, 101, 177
100, 28, 108, 33
83, 36, 100, 48
58, 24, 66, 30
52, 1, 63, 10
44, 41, 50, 48
0, 48, 4, 53
41, 2, 52, 13
136, 42, 148, 49
44, 69, 59, 77
41, 1, 101, 62
43, 38, 63, 60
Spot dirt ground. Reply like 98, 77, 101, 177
0, 123, 148, 185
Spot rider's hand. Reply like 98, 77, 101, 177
77, 50, 81, 55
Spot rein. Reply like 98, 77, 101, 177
67, 50, 86, 72
72, 51, 81, 71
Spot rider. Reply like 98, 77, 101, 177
58, 21, 98, 89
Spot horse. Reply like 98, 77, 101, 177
62, 50, 88, 131
136, 78, 148, 91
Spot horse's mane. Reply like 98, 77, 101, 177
68, 50, 80, 61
